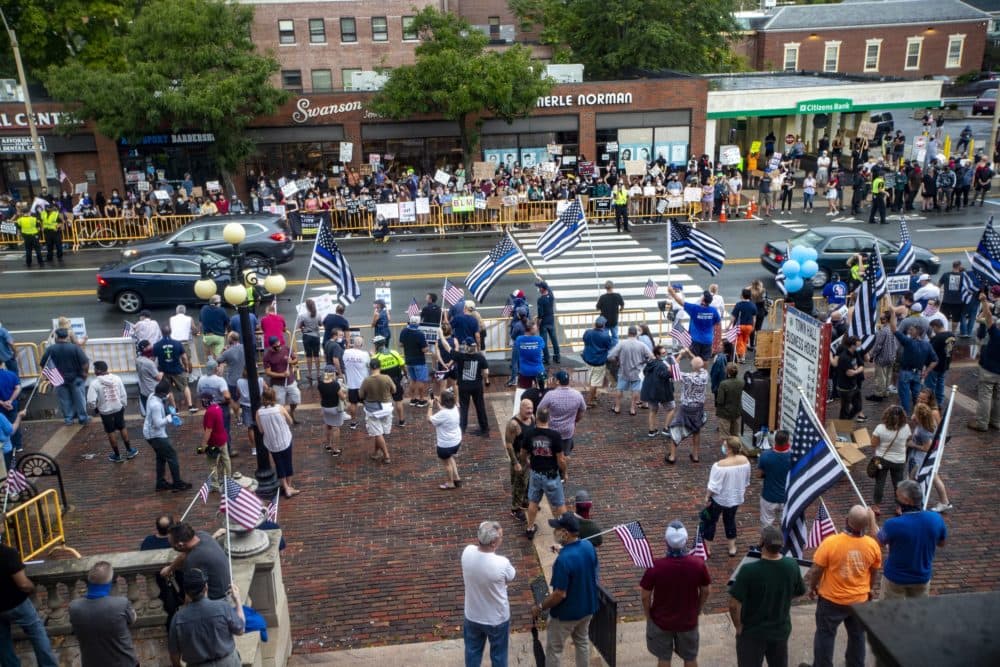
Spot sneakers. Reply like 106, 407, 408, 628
931, 502, 953, 513
397, 419, 406, 428
408, 399, 420, 407
659, 429, 672, 438
250, 448, 257, 456
125, 447, 139, 460
108, 453, 124, 463
967, 420, 989, 432
415, 399, 429, 408
188, 407, 198, 414
647, 430, 658, 438
349, 421, 359, 430
155, 482, 173, 492
172, 481, 193, 492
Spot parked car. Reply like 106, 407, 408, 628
97, 251, 233, 314
120, 214, 295, 264
760, 227, 941, 288
869, 112, 894, 146
944, 73, 1000, 97
972, 88, 997, 115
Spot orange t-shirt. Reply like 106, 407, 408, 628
813, 533, 882, 605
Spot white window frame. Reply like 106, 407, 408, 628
823, 41, 841, 73
278, 19, 295, 46
864, 39, 882, 72
402, 15, 418, 41
905, 37, 923, 71
783, 43, 800, 72
946, 34, 966, 69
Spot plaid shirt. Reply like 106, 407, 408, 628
869, 325, 898, 367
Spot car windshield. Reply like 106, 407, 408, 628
199, 251, 230, 269
788, 230, 825, 248
983, 89, 997, 99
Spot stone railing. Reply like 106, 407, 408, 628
14, 530, 291, 667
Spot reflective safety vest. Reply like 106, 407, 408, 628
613, 188, 628, 205
16, 215, 39, 235
871, 176, 885, 196
41, 210, 60, 231
374, 350, 404, 372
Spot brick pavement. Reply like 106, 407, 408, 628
21, 361, 999, 654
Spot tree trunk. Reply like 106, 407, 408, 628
458, 114, 482, 175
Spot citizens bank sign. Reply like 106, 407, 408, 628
536, 92, 633, 108
796, 99, 853, 114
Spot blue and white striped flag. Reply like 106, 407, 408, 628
313, 223, 361, 305
896, 218, 915, 274
669, 221, 726, 276
465, 233, 526, 303
971, 216, 1000, 285
537, 199, 586, 260
961, 267, 980, 304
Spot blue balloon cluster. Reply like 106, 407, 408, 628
781, 245, 819, 292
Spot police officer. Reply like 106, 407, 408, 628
41, 203, 63, 262
868, 169, 887, 225
612, 182, 629, 233
15, 203, 44, 268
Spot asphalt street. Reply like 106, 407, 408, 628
0, 200, 995, 341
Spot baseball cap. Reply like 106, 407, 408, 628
268, 335, 280, 345
548, 513, 580, 533
374, 298, 386, 306
512, 289, 524, 298
574, 489, 592, 505
323, 364, 337, 374
204, 359, 218, 372
55, 328, 69, 339
911, 303, 924, 313
555, 370, 570, 385
183, 568, 208, 595
665, 521, 688, 549
462, 336, 476, 346
595, 316, 607, 327
918, 273, 930, 282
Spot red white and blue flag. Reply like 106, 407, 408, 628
614, 521, 655, 568
42, 358, 64, 387
643, 279, 658, 299
1, 468, 30, 495
406, 298, 421, 318
220, 478, 262, 530
806, 499, 838, 549
691, 526, 708, 560
670, 325, 692, 350
442, 278, 465, 306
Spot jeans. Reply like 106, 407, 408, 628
736, 633, 788, 667
56, 376, 88, 424
0, 597, 59, 667
974, 367, 1000, 429
510, 458, 527, 512
147, 436, 182, 486
924, 370, 945, 407
803, 192, 814, 210
960, 301, 979, 337
546, 614, 592, 667
608, 326, 619, 348
872, 459, 905, 506
896, 369, 923, 415
0, 402, 20, 452
813, 596, 866, 667
463, 618, 509, 667
509, 342, 519, 381
539, 323, 560, 363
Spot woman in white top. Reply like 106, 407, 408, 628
256, 386, 300, 498
816, 150, 831, 185
802, 171, 817, 213
428, 390, 463, 489
699, 437, 750, 557
870, 405, 911, 515
727, 171, 742, 211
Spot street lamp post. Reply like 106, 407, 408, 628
195, 222, 287, 500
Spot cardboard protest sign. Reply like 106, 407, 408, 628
857, 121, 877, 141
625, 160, 647, 176
191, 186, 203, 198
434, 169, 451, 186
473, 162, 494, 181
339, 141, 353, 163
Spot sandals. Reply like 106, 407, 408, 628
611, 407, 620, 415
689, 453, 700, 463
329, 448, 342, 456
283, 489, 302, 498
663, 455, 676, 465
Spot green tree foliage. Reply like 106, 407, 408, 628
44, 0, 287, 178
510, 0, 743, 78
369, 7, 553, 170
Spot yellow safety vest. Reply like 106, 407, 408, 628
375, 350, 404, 373
16, 215, 39, 235
41, 210, 60, 231
613, 189, 628, 205
871, 177, 885, 196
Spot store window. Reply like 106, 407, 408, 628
311, 69, 333, 93
342, 68, 361, 91
372, 17, 388, 42
864, 40, 882, 72
278, 20, 295, 45
402, 16, 418, 41
309, 19, 326, 44
905, 38, 922, 70
489, 17, 500, 40
481, 131, 579, 171
783, 44, 799, 72
340, 17, 357, 43
823, 42, 840, 73
947, 35, 965, 68
281, 70, 303, 92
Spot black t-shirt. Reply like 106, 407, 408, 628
510, 416, 533, 456
420, 303, 441, 326
322, 313, 350, 341
318, 379, 341, 408
596, 292, 625, 328
522, 387, 548, 412
0, 545, 27, 612
930, 331, 955, 373
522, 425, 563, 474
454, 351, 487, 389
834, 349, 858, 390
398, 326, 428, 366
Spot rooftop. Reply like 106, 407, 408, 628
704, 71, 904, 91
758, 0, 989, 30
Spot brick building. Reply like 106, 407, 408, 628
737, 0, 990, 79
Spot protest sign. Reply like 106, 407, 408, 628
625, 160, 647, 176
399, 201, 416, 222
452, 196, 474, 213
374, 287, 392, 311
296, 178, 312, 192
857, 121, 877, 141
74, 182, 88, 194
474, 195, 487, 210
369, 153, 381, 166
51, 317, 87, 340
578, 161, 595, 177
153, 190, 170, 201
434, 169, 451, 186
606, 142, 619, 153
376, 202, 399, 220
191, 186, 203, 198
137, 181, 151, 192
281, 181, 299, 199
683, 187, 702, 203
415, 197, 430, 215
206, 180, 221, 192
546, 143, 562, 155
719, 145, 741, 166
473, 161, 494, 181
339, 141, 353, 162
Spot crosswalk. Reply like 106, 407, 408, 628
510, 225, 704, 341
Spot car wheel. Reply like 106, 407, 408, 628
811, 268, 830, 289
247, 252, 268, 261
116, 290, 143, 314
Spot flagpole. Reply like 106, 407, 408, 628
667, 219, 672, 285
440, 277, 448, 327
923, 385, 956, 510
297, 218, 324, 306
579, 197, 601, 290
505, 231, 542, 282
222, 473, 234, 586
271, 489, 280, 521
19, 380, 44, 414
1, 452, 17, 514
794, 385, 868, 508
180, 470, 217, 522
582, 523, 626, 541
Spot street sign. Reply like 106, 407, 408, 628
778, 308, 831, 433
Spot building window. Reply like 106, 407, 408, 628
311, 69, 332, 93
372, 16, 388, 42
340, 17, 357, 43
281, 70, 302, 92
783, 44, 799, 72
905, 37, 923, 70
342, 68, 361, 91
864, 39, 882, 72
402, 15, 417, 41
278, 20, 295, 45
309, 19, 325, 44
947, 34, 965, 68
489, 16, 501, 39
823, 42, 840, 72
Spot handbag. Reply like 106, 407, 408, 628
866, 430, 899, 478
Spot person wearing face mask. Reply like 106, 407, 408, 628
874, 479, 946, 600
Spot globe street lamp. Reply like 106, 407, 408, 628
195, 222, 286, 499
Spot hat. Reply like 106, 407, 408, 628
595, 315, 607, 327
992, 285, 1000, 298
55, 327, 70, 339
911, 303, 924, 313
409, 315, 420, 325
462, 336, 476, 346
324, 364, 337, 374
183, 568, 208, 595
268, 335, 280, 345
554, 370, 570, 385
548, 513, 580, 533
665, 521, 688, 550
209, 295, 222, 304
535, 281, 549, 290
773, 438, 790, 452
512, 289, 524, 298
372, 335, 386, 346
918, 273, 930, 282
574, 489, 592, 504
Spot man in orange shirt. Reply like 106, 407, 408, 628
803, 505, 880, 667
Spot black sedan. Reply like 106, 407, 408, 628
97, 252, 231, 314
120, 214, 295, 265
760, 227, 941, 288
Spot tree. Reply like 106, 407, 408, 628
368, 7, 552, 172
510, 0, 743, 79
44, 0, 287, 185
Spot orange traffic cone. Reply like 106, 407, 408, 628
745, 201, 755, 219
719, 203, 728, 223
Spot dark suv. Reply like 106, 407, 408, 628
120, 214, 295, 264
869, 112, 894, 146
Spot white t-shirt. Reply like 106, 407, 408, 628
430, 406, 462, 449
913, 284, 941, 303
461, 544, 515, 626
169, 314, 193, 342
871, 424, 911, 464
342, 349, 370, 389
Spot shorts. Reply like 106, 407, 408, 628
650, 400, 676, 411
203, 334, 225, 357
617, 377, 642, 392
100, 408, 125, 434
940, 303, 963, 322
388, 375, 405, 402
302, 334, 320, 357
760, 498, 784, 527
227, 384, 240, 403
408, 364, 429, 383
270, 446, 294, 478
274, 382, 301, 406
321, 407, 345, 427
348, 388, 361, 404
366, 412, 393, 437
165, 373, 189, 392
588, 364, 606, 387
757, 192, 772, 207
690, 341, 713, 361
562, 437, 575, 456
646, 619, 699, 662
436, 443, 461, 460
517, 375, 536, 389
239, 407, 255, 427
528, 470, 565, 508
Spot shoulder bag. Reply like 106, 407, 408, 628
866, 429, 899, 478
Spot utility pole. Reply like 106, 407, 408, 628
0, 8, 49, 195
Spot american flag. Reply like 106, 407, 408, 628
465, 233, 526, 303
643, 279, 658, 299
500, 303, 513, 318
781, 397, 845, 558
896, 218, 915, 274
220, 477, 263, 530
614, 521, 655, 568
690, 526, 708, 560
312, 223, 361, 305
847, 251, 881, 353
266, 491, 279, 522
669, 221, 726, 276
122, 320, 136, 339
916, 393, 952, 508
41, 358, 64, 387
724, 326, 739, 343
1, 468, 30, 495
667, 354, 683, 382
537, 198, 586, 260
442, 278, 464, 306
670, 324, 692, 349
406, 298, 420, 318
971, 216, 1000, 285
58, 169, 68, 183
806, 498, 838, 549
197, 480, 211, 504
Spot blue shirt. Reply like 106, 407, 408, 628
537, 293, 555, 325
581, 328, 613, 366
822, 281, 848, 306
981, 324, 1000, 375
451, 314, 479, 343
200, 305, 228, 335
0, 327, 13, 362
757, 449, 791, 503
683, 302, 721, 345
229, 313, 257, 334
140, 535, 171, 551
0, 413, 13, 454
154, 337, 186, 375
894, 332, 937, 371
515, 335, 545, 378
878, 510, 946, 585
0, 369, 19, 402
731, 301, 758, 327
550, 539, 599, 621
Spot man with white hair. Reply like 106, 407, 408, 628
342, 336, 370, 430
69, 560, 138, 667
912, 274, 940, 309
169, 304, 199, 365
461, 521, 516, 666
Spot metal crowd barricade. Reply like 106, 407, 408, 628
70, 216, 151, 251
3, 489, 68, 562
12, 343, 41, 382
149, 214, 197, 236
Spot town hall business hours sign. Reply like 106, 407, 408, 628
779, 308, 831, 434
